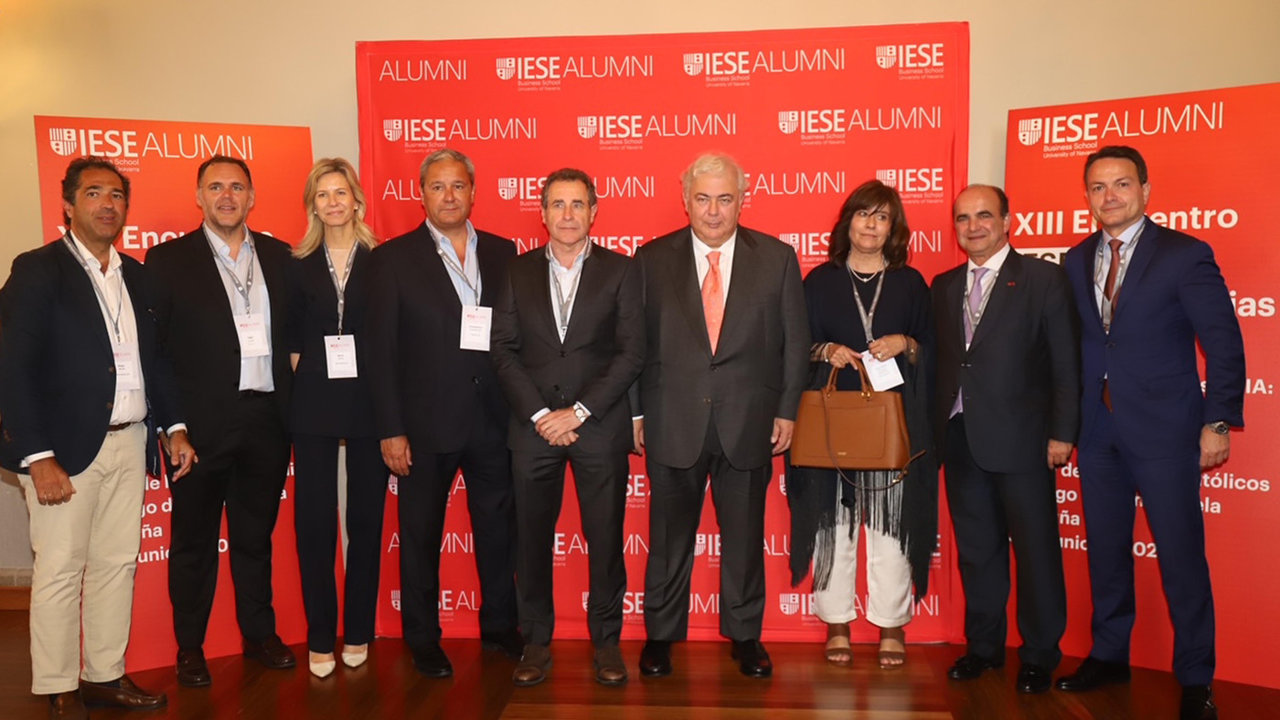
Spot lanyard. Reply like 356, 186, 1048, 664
63, 236, 125, 343
964, 266, 998, 330
215, 239, 256, 314
323, 243, 358, 335
1094, 221, 1145, 332
548, 242, 590, 338
845, 259, 886, 346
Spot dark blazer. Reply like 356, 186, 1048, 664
932, 249, 1080, 473
365, 224, 515, 452
145, 227, 294, 443
635, 226, 810, 469
287, 244, 377, 438
490, 244, 644, 454
0, 239, 179, 476
1064, 219, 1244, 457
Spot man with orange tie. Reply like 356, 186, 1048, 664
632, 153, 809, 678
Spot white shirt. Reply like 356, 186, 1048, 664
205, 224, 274, 392
691, 229, 737, 300
426, 219, 481, 306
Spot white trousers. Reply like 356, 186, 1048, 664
812, 505, 913, 628
21, 423, 146, 694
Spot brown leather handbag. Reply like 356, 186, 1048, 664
791, 359, 923, 490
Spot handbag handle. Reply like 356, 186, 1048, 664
820, 358, 924, 492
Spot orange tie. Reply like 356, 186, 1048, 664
702, 250, 724, 353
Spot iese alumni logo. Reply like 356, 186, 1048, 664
874, 43, 946, 78
1016, 101, 1224, 151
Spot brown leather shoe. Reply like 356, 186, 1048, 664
48, 690, 88, 720
512, 644, 552, 687
80, 675, 167, 709
593, 645, 628, 686
243, 635, 297, 670
176, 648, 211, 687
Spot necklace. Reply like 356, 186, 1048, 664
848, 256, 885, 283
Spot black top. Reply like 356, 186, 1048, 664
287, 244, 377, 437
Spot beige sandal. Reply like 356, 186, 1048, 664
824, 624, 852, 666
878, 626, 906, 669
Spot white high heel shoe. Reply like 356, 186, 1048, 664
342, 644, 369, 668
309, 651, 337, 678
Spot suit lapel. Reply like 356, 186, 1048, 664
1078, 233, 1106, 332
560, 248, 603, 347
718, 229, 758, 355
57, 239, 113, 356
1111, 219, 1156, 323
968, 250, 1021, 351
941, 267, 966, 352
413, 226, 464, 316
671, 230, 713, 357
526, 250, 561, 345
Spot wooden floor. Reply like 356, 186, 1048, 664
1, 611, 1277, 719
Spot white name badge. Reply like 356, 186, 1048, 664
113, 339, 143, 392
235, 313, 271, 358
862, 352, 905, 392
459, 305, 492, 352
324, 334, 358, 379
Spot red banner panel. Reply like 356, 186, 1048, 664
32, 116, 315, 671
1005, 83, 1280, 689
357, 24, 970, 645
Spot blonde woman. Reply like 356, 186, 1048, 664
288, 158, 386, 678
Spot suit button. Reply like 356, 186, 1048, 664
559, 351, 566, 357
703, 397, 712, 404
710, 365, 718, 371
108, 366, 115, 374
106, 401, 114, 410
553, 385, 561, 391
472, 376, 480, 385
1106, 342, 1116, 348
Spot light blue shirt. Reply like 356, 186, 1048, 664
426, 219, 481, 306
205, 224, 274, 392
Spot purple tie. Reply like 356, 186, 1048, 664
964, 267, 989, 344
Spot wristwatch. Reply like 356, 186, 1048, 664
1206, 421, 1230, 435
573, 402, 591, 423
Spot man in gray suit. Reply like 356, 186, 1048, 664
634, 153, 809, 678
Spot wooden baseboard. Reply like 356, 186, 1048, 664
0, 585, 30, 611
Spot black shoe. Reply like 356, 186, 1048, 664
176, 648, 212, 687
243, 635, 297, 670
639, 640, 672, 677
412, 643, 453, 678
730, 639, 773, 678
1180, 685, 1218, 720
1054, 657, 1130, 692
1016, 664, 1052, 694
480, 627, 525, 661
947, 653, 1004, 680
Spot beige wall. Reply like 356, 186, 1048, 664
0, 0, 1277, 566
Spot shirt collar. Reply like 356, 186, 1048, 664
425, 218, 477, 250
1102, 217, 1145, 247
203, 222, 254, 260
691, 229, 737, 258
966, 240, 1012, 273
545, 238, 591, 271
67, 230, 122, 274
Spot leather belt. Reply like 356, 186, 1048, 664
107, 422, 136, 432
239, 390, 274, 399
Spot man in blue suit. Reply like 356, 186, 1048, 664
1056, 146, 1244, 720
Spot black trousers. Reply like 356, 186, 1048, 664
513, 443, 628, 647
292, 434, 389, 653
397, 411, 517, 653
168, 393, 290, 649
644, 419, 770, 642
944, 416, 1067, 669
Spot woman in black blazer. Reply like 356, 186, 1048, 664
288, 158, 387, 678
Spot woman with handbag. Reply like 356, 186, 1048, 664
287, 158, 389, 678
786, 179, 938, 669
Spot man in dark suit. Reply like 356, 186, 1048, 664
932, 184, 1078, 694
1056, 146, 1243, 720
146, 155, 297, 686
634, 153, 809, 679
491, 168, 643, 687
366, 148, 521, 678
0, 157, 195, 718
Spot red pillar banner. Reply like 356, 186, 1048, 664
1004, 83, 1280, 689
356, 25, 970, 646
31, 116, 315, 671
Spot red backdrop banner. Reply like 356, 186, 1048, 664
356, 25, 970, 646
32, 115, 314, 671
1004, 83, 1280, 689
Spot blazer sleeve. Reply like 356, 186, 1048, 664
365, 245, 405, 439
1042, 262, 1081, 443
489, 266, 547, 421
777, 247, 811, 420
577, 258, 645, 417
0, 253, 56, 459
1179, 241, 1245, 427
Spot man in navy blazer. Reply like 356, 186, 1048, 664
1056, 146, 1244, 720
491, 168, 643, 687
366, 148, 521, 678
0, 157, 194, 718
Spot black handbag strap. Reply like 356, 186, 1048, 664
820, 361, 924, 492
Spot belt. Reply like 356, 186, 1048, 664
239, 390, 274, 399
107, 421, 137, 432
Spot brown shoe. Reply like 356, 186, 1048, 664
243, 635, 297, 670
593, 645, 628, 686
48, 690, 88, 720
512, 644, 552, 687
80, 675, 167, 709
176, 648, 211, 687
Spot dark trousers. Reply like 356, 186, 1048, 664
1077, 404, 1214, 686
168, 393, 290, 649
644, 419, 770, 642
513, 443, 628, 647
397, 411, 517, 653
292, 434, 389, 653
944, 416, 1066, 669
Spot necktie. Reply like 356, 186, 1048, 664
964, 266, 989, 344
1103, 237, 1123, 309
702, 250, 724, 353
